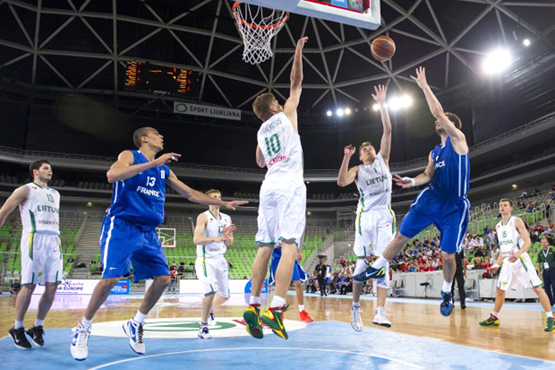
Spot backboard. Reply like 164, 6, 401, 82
235, 0, 381, 30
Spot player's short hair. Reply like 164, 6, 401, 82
499, 198, 513, 207
133, 127, 155, 149
205, 189, 221, 196
445, 112, 462, 130
29, 160, 51, 179
359, 141, 374, 152
252, 93, 277, 122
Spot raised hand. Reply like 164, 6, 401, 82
393, 174, 415, 189
344, 145, 355, 157
371, 84, 387, 105
222, 224, 236, 241
224, 200, 249, 210
410, 66, 428, 89
154, 152, 181, 166
296, 36, 309, 50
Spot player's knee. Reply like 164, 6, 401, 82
442, 252, 455, 262
22, 284, 37, 293
155, 275, 171, 287
496, 288, 505, 296
44, 283, 58, 294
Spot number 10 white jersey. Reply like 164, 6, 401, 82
257, 112, 303, 180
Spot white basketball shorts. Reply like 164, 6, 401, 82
497, 253, 542, 291
354, 206, 396, 258
195, 255, 230, 298
256, 176, 306, 247
21, 233, 63, 285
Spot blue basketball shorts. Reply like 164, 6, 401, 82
399, 188, 470, 254
100, 215, 169, 282
269, 248, 309, 286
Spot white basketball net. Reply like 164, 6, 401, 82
233, 2, 289, 65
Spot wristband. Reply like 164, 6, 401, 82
402, 177, 416, 187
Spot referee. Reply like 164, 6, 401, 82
537, 236, 555, 307
451, 250, 466, 309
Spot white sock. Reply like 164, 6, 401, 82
270, 295, 286, 308
442, 281, 452, 293
492, 312, 499, 318
34, 319, 44, 327
134, 311, 147, 324
372, 256, 388, 269
298, 305, 305, 312
14, 320, 24, 329
249, 295, 261, 305
200, 321, 208, 327
352, 302, 360, 308
547, 311, 553, 318
81, 317, 92, 327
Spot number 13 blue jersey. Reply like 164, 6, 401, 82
107, 150, 170, 227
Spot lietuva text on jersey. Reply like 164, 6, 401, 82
107, 150, 170, 227
429, 137, 470, 200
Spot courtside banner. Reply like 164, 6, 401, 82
174, 102, 241, 121
33, 279, 130, 295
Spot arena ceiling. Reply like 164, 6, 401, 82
0, 0, 555, 115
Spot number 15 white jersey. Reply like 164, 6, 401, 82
257, 112, 303, 180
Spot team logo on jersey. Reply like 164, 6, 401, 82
161, 170, 166, 179
90, 317, 306, 339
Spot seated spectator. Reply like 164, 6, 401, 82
306, 275, 318, 293
526, 202, 534, 213
520, 190, 528, 199
10, 279, 21, 295
550, 185, 555, 199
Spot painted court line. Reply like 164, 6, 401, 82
85, 347, 425, 370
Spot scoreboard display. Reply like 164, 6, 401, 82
124, 61, 200, 98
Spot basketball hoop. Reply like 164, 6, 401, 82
232, 2, 289, 65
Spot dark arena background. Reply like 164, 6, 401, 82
0, 1, 554, 369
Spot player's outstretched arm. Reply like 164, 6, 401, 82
337, 145, 358, 187
255, 145, 266, 168
106, 150, 181, 183
371, 85, 392, 164
393, 152, 435, 189
0, 186, 30, 227
411, 67, 468, 154
167, 171, 248, 210
284, 36, 308, 131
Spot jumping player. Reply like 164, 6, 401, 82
193, 189, 236, 339
269, 243, 314, 323
337, 84, 394, 331
243, 36, 308, 340
0, 160, 62, 349
354, 67, 471, 318
479, 199, 554, 332
70, 127, 246, 360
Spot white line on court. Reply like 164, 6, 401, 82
86, 347, 425, 370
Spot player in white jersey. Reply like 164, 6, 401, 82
479, 198, 554, 332
0, 160, 62, 349
243, 36, 308, 341
193, 189, 236, 339
337, 85, 393, 331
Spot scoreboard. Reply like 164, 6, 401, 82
124, 61, 200, 98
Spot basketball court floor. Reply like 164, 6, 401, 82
1, 292, 553, 369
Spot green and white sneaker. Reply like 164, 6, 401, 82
479, 314, 499, 327
544, 317, 554, 332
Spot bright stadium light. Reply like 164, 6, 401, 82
372, 104, 379, 111
388, 97, 401, 111
336, 108, 344, 117
523, 39, 531, 47
345, 108, 351, 115
482, 49, 512, 74
326, 110, 332, 117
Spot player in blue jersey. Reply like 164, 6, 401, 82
269, 243, 314, 323
354, 67, 470, 318
70, 127, 247, 361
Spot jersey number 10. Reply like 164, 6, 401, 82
264, 133, 282, 156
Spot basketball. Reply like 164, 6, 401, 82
371, 35, 396, 62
